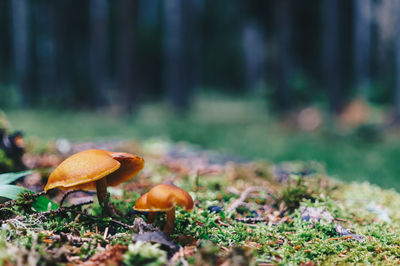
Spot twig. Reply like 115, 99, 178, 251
227, 187, 263, 213
55, 210, 154, 232
2, 201, 93, 224
335, 218, 352, 225
38, 201, 93, 219
108, 219, 133, 230
70, 200, 93, 209
327, 235, 353, 241
59, 190, 92, 207
49, 232, 92, 245
235, 217, 266, 223
0, 207, 20, 216
0, 191, 45, 209
103, 227, 109, 239
170, 246, 196, 265
70, 211, 144, 231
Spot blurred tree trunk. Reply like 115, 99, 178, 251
117, 0, 140, 113
34, 0, 57, 106
90, 0, 109, 108
11, 0, 32, 106
54, 1, 73, 107
374, 0, 396, 79
394, 1, 400, 119
184, 0, 204, 96
242, 20, 266, 94
163, 0, 190, 111
274, 0, 292, 111
353, 0, 371, 97
322, 0, 343, 114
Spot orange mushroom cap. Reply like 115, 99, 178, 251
44, 149, 144, 191
133, 184, 193, 212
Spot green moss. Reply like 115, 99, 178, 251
123, 241, 167, 266
280, 176, 318, 211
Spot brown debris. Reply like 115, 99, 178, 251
243, 241, 262, 250
338, 249, 349, 257
78, 244, 127, 266
170, 246, 197, 264
300, 261, 315, 266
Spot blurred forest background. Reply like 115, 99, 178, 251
2, 0, 400, 189
2, 0, 400, 112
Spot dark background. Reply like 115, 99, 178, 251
1, 0, 399, 113
2, 0, 400, 190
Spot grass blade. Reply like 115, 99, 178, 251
0, 170, 34, 185
0, 184, 27, 201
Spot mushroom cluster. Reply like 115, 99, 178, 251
45, 149, 193, 233
45, 149, 144, 207
134, 184, 193, 234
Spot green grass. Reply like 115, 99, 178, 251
5, 96, 400, 191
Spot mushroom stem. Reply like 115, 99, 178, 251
147, 212, 156, 223
164, 207, 176, 235
96, 178, 108, 206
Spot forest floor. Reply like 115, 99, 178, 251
5, 97, 400, 191
1, 139, 400, 265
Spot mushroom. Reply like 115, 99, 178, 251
44, 149, 144, 208
133, 184, 193, 235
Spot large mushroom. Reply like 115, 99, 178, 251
134, 184, 193, 235
45, 149, 144, 208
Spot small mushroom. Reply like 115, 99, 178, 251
133, 184, 193, 235
44, 149, 144, 207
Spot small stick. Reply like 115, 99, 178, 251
103, 227, 109, 239
327, 235, 353, 241
108, 219, 133, 230
235, 217, 266, 223
0, 191, 45, 209
72, 200, 94, 208
220, 246, 230, 252
227, 187, 263, 213
170, 246, 196, 264
50, 232, 91, 245
2, 201, 93, 224
59, 190, 92, 207
335, 218, 352, 224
